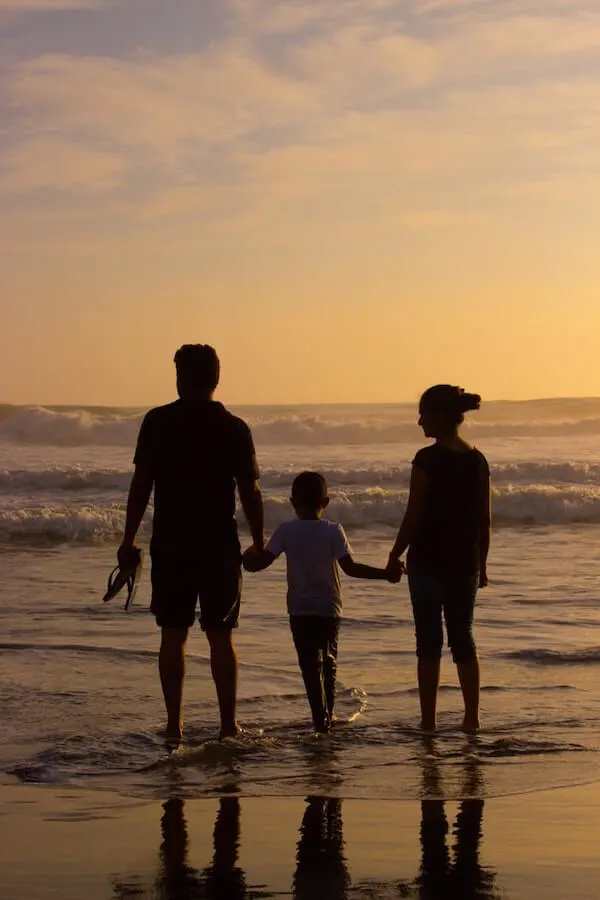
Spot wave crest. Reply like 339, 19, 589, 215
4, 401, 600, 446
2, 484, 600, 543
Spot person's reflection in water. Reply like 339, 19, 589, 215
293, 796, 350, 900
417, 739, 501, 899
154, 796, 248, 900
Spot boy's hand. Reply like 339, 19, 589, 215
242, 544, 269, 572
386, 557, 405, 584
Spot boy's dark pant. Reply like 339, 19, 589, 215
290, 615, 340, 731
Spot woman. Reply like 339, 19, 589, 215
388, 385, 491, 732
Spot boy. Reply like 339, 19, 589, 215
243, 471, 403, 733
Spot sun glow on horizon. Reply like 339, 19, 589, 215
2, 1, 600, 405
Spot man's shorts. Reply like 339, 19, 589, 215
150, 551, 242, 631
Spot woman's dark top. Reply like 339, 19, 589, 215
407, 444, 490, 577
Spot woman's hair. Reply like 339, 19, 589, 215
419, 384, 481, 425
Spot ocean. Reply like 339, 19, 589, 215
1, 399, 600, 803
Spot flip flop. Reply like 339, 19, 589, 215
102, 548, 144, 610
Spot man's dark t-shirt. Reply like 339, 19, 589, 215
133, 400, 259, 556
407, 444, 489, 576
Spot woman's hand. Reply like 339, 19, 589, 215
479, 568, 488, 589
386, 556, 405, 584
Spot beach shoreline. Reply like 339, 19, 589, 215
2, 779, 600, 898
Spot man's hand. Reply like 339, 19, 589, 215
118, 540, 139, 570
386, 556, 405, 584
479, 568, 488, 589
242, 544, 274, 573
241, 545, 260, 572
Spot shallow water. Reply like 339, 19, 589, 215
2, 401, 600, 801
2, 529, 600, 801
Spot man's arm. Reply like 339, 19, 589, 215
118, 464, 153, 566
237, 477, 265, 551
338, 555, 402, 582
388, 465, 428, 565
478, 466, 491, 588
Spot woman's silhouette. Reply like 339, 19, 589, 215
388, 385, 491, 732
416, 743, 501, 900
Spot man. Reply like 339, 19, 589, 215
117, 344, 264, 742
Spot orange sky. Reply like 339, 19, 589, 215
2, 0, 600, 405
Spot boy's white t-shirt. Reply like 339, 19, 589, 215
266, 518, 352, 618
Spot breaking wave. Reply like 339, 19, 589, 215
2, 461, 600, 495
4, 400, 600, 446
2, 483, 600, 542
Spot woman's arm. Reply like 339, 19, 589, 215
388, 465, 428, 564
478, 464, 491, 587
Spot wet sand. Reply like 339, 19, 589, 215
1, 777, 599, 898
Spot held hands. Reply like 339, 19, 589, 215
385, 556, 406, 584
242, 544, 264, 573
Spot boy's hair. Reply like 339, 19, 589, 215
174, 344, 220, 392
291, 471, 328, 509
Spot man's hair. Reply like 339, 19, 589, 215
174, 344, 220, 392
291, 471, 328, 509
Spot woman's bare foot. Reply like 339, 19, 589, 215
462, 717, 480, 734
420, 718, 437, 733
164, 718, 182, 739
219, 722, 242, 740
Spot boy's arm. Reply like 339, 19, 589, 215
242, 524, 284, 573
334, 523, 402, 583
338, 555, 401, 582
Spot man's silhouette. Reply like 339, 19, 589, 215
117, 344, 265, 741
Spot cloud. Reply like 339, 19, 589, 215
3, 0, 600, 231
10, 50, 319, 160
2, 135, 125, 193
0, 0, 106, 9
232, 0, 399, 35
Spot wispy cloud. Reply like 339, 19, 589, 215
2, 134, 124, 193
0, 0, 106, 9
2, 0, 600, 236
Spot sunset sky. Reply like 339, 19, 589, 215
2, 0, 599, 406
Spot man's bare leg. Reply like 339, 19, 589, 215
206, 628, 239, 739
159, 627, 188, 741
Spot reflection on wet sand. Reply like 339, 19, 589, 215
415, 739, 501, 899
112, 741, 501, 899
294, 797, 350, 900
156, 796, 249, 899
112, 793, 264, 899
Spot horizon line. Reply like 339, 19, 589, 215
3, 395, 600, 410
